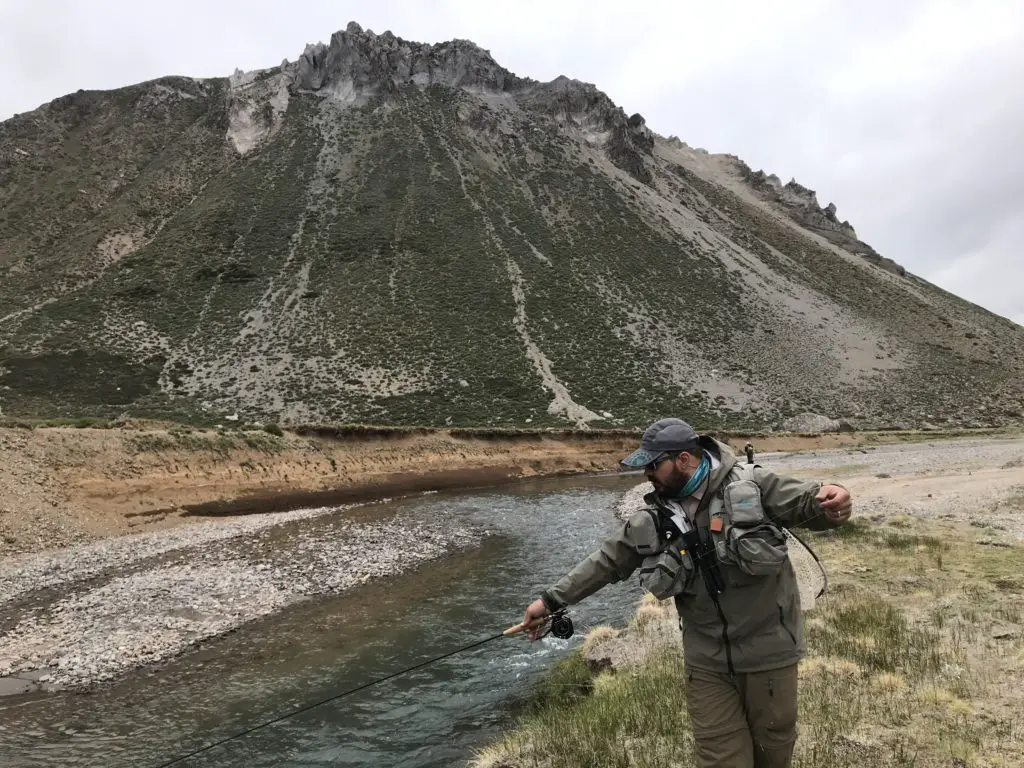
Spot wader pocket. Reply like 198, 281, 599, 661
728, 525, 788, 576
639, 545, 695, 599
625, 508, 695, 598
623, 509, 662, 556
723, 479, 764, 527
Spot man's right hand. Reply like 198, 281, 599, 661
522, 598, 551, 641
816, 484, 853, 524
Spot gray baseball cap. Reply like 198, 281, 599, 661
620, 417, 700, 467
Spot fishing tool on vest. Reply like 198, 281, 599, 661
502, 608, 574, 640
664, 499, 727, 597
680, 526, 727, 597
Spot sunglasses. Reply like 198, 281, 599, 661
644, 452, 679, 473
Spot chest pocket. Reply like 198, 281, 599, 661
625, 509, 696, 600
713, 469, 789, 577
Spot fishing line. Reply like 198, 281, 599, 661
151, 612, 573, 768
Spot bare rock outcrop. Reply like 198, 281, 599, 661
226, 69, 290, 155
737, 163, 906, 276
282, 25, 656, 185
288, 21, 527, 97
518, 76, 655, 184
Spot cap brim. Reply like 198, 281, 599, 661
620, 448, 662, 468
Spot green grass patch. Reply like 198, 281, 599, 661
806, 595, 947, 677
521, 651, 593, 717
474, 515, 1024, 767
880, 532, 948, 552
1005, 486, 1024, 511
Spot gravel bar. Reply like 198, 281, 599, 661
0, 500, 482, 692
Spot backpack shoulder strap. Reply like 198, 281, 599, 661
732, 462, 760, 481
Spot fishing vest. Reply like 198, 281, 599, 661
628, 463, 789, 601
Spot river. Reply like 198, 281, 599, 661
0, 472, 648, 768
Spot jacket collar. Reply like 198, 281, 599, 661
702, 436, 738, 492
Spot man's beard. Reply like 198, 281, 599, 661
654, 467, 692, 497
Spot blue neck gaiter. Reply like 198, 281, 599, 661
672, 453, 710, 499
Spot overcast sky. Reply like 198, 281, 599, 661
2, 0, 1022, 326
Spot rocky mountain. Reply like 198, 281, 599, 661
1, 21, 1023, 430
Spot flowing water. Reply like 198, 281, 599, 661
0, 473, 650, 768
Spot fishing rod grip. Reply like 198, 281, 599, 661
503, 617, 548, 636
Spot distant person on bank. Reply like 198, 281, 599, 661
520, 418, 853, 768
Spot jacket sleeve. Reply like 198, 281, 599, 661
752, 467, 846, 531
541, 520, 646, 611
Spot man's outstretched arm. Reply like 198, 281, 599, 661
521, 523, 645, 640
753, 467, 853, 530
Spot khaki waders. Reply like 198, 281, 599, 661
684, 663, 799, 768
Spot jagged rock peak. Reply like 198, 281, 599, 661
289, 20, 530, 96
519, 75, 655, 183
522, 75, 627, 124
731, 158, 905, 276
739, 162, 859, 238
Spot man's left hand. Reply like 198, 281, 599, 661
816, 484, 852, 524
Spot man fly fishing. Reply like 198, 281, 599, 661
518, 418, 853, 768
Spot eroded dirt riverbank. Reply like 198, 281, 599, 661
0, 425, 638, 557
2, 423, 1001, 558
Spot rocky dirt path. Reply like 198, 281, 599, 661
764, 435, 1024, 541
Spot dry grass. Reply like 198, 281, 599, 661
471, 516, 1024, 767
1005, 486, 1024, 511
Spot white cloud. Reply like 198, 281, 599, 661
828, 0, 1020, 96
